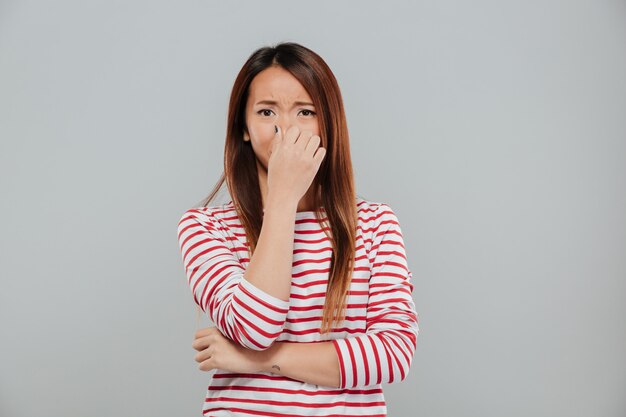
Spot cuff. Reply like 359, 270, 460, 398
237, 277, 290, 311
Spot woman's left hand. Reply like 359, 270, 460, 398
192, 326, 267, 373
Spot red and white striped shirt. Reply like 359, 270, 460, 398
177, 197, 419, 416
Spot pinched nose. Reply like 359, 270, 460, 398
273, 115, 308, 135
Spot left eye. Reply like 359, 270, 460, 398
299, 109, 316, 116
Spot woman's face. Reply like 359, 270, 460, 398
243, 65, 320, 171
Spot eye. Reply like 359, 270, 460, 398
299, 109, 316, 117
257, 109, 275, 117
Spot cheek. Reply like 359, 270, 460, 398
247, 123, 275, 159
248, 122, 274, 142
303, 119, 321, 136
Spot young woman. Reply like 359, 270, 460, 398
177, 42, 419, 417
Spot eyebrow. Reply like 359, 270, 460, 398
254, 100, 315, 107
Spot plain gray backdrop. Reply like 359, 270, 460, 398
1, 1, 625, 416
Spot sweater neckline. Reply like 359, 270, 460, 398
225, 201, 325, 218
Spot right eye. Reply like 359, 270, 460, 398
257, 109, 275, 117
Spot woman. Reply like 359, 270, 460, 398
177, 42, 419, 417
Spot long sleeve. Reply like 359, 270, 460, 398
177, 208, 290, 351
332, 203, 419, 388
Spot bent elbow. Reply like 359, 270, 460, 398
230, 319, 285, 351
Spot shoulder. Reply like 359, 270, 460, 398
356, 197, 400, 226
177, 200, 239, 232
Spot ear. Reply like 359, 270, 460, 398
243, 126, 250, 142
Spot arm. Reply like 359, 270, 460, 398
243, 195, 298, 302
331, 203, 419, 388
177, 199, 297, 351
255, 204, 418, 389
258, 341, 341, 388
192, 326, 341, 388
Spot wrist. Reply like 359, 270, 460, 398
265, 192, 298, 213
257, 342, 281, 374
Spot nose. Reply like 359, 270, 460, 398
275, 113, 301, 134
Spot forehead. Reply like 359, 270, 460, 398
248, 65, 312, 102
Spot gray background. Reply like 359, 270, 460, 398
1, 1, 625, 416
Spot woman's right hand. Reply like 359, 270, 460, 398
266, 125, 326, 204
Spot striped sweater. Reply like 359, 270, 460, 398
176, 197, 419, 416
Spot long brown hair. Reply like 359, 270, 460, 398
201, 42, 357, 335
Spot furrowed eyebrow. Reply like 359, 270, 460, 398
254, 100, 315, 107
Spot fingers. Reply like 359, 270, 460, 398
283, 125, 301, 144
192, 327, 218, 372
313, 146, 326, 166
304, 134, 321, 154
192, 335, 211, 351
198, 360, 215, 372
198, 354, 216, 371
284, 126, 320, 149
301, 132, 325, 166
193, 336, 216, 371
274, 125, 325, 161
193, 328, 219, 352
194, 345, 213, 363
194, 329, 208, 339
194, 326, 219, 340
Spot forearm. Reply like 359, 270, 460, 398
258, 341, 341, 388
243, 194, 298, 302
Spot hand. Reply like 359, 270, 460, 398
191, 326, 265, 373
267, 125, 326, 203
